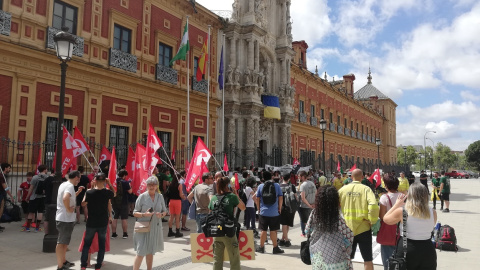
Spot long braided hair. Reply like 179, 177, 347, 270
314, 185, 340, 233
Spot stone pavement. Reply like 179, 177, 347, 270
0, 178, 478, 270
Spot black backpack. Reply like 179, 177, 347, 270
238, 188, 248, 205
282, 184, 298, 213
112, 180, 123, 207
201, 195, 236, 237
8, 204, 21, 222
35, 174, 47, 195
436, 224, 458, 252
262, 181, 277, 205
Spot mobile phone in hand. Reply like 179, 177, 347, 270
148, 208, 153, 213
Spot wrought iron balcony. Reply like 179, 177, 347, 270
310, 116, 317, 126
46, 27, 84, 57
0, 10, 11, 36
109, 48, 137, 73
299, 113, 307, 123
156, 64, 178, 85
192, 77, 208, 94
363, 134, 367, 141
368, 135, 371, 142
330, 123, 336, 132
345, 128, 351, 136
338, 126, 343, 134
357, 131, 362, 139
352, 131, 356, 138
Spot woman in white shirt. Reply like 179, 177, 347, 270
384, 183, 437, 270
243, 177, 257, 235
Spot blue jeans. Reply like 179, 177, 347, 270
196, 213, 208, 233
81, 226, 108, 268
381, 245, 396, 270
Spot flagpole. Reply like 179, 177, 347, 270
81, 152, 95, 171
210, 154, 227, 176
206, 25, 211, 149
186, 16, 190, 161
221, 34, 225, 153
89, 149, 99, 166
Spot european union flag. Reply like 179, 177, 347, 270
261, 95, 281, 120
218, 46, 224, 90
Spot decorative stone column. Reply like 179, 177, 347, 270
245, 118, 255, 166
229, 37, 236, 68
248, 39, 254, 70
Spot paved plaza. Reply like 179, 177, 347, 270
0, 178, 478, 270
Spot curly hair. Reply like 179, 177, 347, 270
314, 185, 340, 233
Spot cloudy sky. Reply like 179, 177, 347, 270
197, 0, 480, 151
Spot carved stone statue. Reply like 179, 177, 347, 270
258, 70, 265, 88
244, 69, 251, 85
286, 21, 292, 35
232, 0, 239, 21
234, 67, 241, 84
227, 65, 233, 83
252, 71, 259, 86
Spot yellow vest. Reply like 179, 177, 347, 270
339, 181, 379, 236
398, 177, 409, 193
333, 178, 344, 190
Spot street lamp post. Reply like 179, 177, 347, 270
43, 27, 76, 253
376, 138, 381, 169
319, 118, 327, 173
403, 146, 407, 173
424, 130, 436, 172
426, 137, 435, 177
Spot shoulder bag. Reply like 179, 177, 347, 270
388, 210, 408, 270
134, 194, 156, 233
377, 195, 399, 245
300, 236, 311, 265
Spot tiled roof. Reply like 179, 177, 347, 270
354, 83, 389, 100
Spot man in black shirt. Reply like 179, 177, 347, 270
111, 170, 132, 239
75, 166, 89, 223
80, 173, 113, 270
419, 170, 429, 192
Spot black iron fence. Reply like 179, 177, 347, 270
1, 136, 404, 199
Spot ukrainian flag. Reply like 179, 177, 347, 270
261, 95, 281, 120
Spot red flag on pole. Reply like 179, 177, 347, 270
73, 127, 90, 157
350, 164, 357, 171
198, 159, 208, 184
371, 169, 382, 187
155, 152, 162, 165
125, 147, 135, 182
223, 154, 229, 172
35, 148, 42, 175
99, 146, 111, 164
234, 173, 240, 190
293, 158, 300, 167
185, 159, 190, 174
146, 123, 162, 176
132, 144, 149, 196
171, 145, 176, 161
196, 34, 208, 82
60, 126, 77, 177
108, 146, 117, 192
337, 161, 341, 172
185, 138, 212, 192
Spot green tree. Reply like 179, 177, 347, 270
397, 146, 419, 168
465, 140, 480, 170
433, 143, 456, 170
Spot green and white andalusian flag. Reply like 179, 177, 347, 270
170, 21, 190, 65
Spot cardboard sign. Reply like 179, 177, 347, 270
190, 230, 255, 263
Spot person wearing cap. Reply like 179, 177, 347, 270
332, 173, 343, 190
397, 172, 410, 194
419, 170, 429, 192
317, 171, 330, 186
343, 172, 353, 185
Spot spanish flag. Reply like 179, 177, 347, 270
261, 95, 281, 120
196, 35, 208, 82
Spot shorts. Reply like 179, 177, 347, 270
113, 205, 129, 220
350, 229, 373, 261
279, 209, 295, 227
440, 193, 450, 201
258, 215, 280, 231
169, 199, 181, 215
28, 198, 45, 213
56, 221, 75, 244
181, 200, 190, 215
21, 201, 29, 214
76, 195, 84, 207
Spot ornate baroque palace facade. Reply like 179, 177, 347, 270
0, 0, 397, 172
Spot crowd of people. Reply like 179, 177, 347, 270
0, 161, 453, 270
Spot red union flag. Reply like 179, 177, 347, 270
35, 148, 42, 175
125, 146, 135, 182
99, 146, 111, 164
146, 123, 162, 176
337, 161, 341, 172
171, 145, 176, 161
350, 164, 357, 171
223, 154, 229, 172
370, 168, 382, 187
73, 127, 90, 157
198, 159, 208, 184
185, 138, 211, 191
132, 144, 149, 195
234, 173, 240, 190
109, 146, 117, 192
293, 158, 300, 167
59, 126, 77, 177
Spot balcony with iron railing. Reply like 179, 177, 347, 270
109, 48, 137, 73
363, 134, 367, 141
192, 77, 208, 93
345, 128, 351, 136
330, 123, 336, 132
310, 116, 317, 126
352, 131, 356, 138
0, 10, 12, 36
338, 126, 343, 134
156, 64, 178, 85
357, 131, 362, 139
46, 27, 84, 57
299, 113, 307, 123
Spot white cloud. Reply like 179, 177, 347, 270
460, 91, 480, 101
291, 0, 332, 45
196, 0, 233, 11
